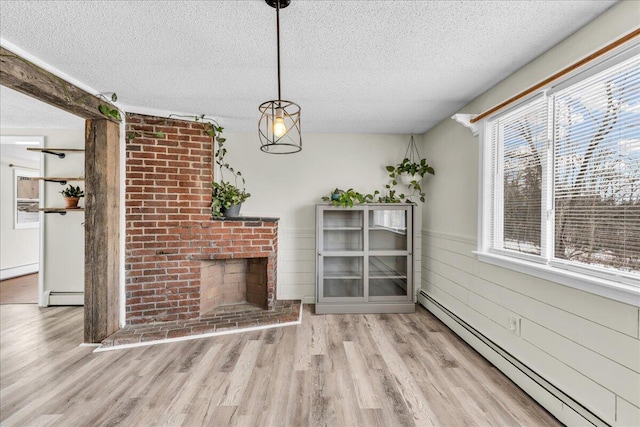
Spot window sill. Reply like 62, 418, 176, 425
475, 251, 640, 307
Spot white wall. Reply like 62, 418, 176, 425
420, 2, 639, 425
1, 129, 85, 304
223, 132, 422, 302
0, 152, 39, 274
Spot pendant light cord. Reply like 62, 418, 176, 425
276, 1, 282, 101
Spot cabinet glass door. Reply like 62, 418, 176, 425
321, 256, 363, 299
323, 210, 363, 251
368, 209, 408, 251
369, 255, 409, 297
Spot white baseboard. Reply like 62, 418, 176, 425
418, 290, 607, 427
0, 263, 39, 280
46, 292, 84, 306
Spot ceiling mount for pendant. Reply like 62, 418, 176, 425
258, 0, 302, 154
265, 0, 291, 8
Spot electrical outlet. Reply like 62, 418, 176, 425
508, 315, 521, 336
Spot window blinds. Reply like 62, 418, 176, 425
491, 98, 547, 256
553, 54, 640, 272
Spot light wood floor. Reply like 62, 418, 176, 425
0, 304, 561, 427
0, 273, 38, 304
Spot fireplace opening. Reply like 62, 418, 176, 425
200, 258, 268, 317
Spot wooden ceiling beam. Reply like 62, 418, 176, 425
0, 46, 119, 123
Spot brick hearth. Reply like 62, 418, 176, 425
99, 300, 301, 349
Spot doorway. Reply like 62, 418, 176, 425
1, 46, 121, 343
1, 88, 86, 307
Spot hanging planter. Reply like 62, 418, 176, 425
400, 171, 422, 186
385, 135, 435, 203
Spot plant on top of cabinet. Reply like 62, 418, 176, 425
322, 188, 379, 208
60, 184, 84, 209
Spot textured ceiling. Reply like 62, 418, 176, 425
0, 0, 618, 133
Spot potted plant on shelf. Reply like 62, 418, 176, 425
60, 184, 84, 209
212, 133, 250, 218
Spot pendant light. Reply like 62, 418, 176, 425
258, 0, 302, 154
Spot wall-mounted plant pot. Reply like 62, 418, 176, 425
64, 196, 80, 209
221, 204, 242, 217
400, 173, 422, 186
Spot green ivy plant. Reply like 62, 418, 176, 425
385, 158, 435, 203
377, 189, 407, 203
386, 157, 434, 178
97, 93, 122, 121
322, 188, 379, 207
211, 124, 250, 217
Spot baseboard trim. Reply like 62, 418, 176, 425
0, 263, 39, 280
46, 292, 84, 306
418, 290, 608, 427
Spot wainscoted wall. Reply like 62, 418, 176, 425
419, 2, 640, 425
222, 132, 423, 303
420, 230, 639, 425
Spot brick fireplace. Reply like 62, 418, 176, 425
125, 113, 278, 325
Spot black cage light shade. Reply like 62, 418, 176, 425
258, 0, 302, 154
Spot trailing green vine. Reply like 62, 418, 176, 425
97, 92, 122, 121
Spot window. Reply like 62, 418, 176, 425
480, 45, 640, 303
14, 168, 40, 229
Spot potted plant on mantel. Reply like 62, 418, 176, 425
60, 184, 84, 209
212, 135, 250, 218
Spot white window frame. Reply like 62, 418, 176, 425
476, 41, 640, 307
13, 168, 40, 229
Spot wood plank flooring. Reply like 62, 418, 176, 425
0, 274, 38, 304
0, 304, 562, 426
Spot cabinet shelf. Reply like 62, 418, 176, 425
370, 273, 407, 280
324, 273, 362, 280
27, 148, 84, 159
324, 227, 362, 231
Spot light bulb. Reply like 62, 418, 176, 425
273, 109, 287, 138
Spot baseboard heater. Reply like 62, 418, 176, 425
418, 290, 608, 427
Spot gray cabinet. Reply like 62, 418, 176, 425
316, 203, 415, 314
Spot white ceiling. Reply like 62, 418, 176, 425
0, 0, 618, 134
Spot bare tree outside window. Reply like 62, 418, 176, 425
491, 54, 640, 276
554, 63, 640, 273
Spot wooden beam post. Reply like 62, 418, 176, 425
0, 46, 119, 123
84, 119, 120, 343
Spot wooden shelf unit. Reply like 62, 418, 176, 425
28, 148, 85, 212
